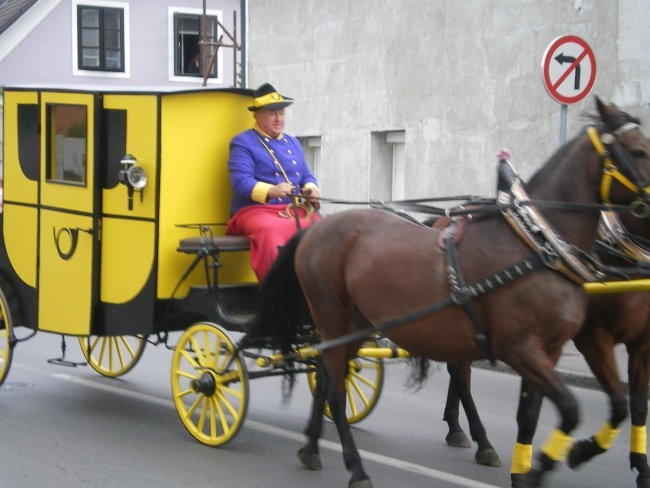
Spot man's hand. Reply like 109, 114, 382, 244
268, 182, 295, 200
302, 187, 321, 209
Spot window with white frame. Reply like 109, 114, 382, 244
170, 8, 222, 79
386, 131, 405, 200
299, 136, 322, 185
371, 131, 405, 201
76, 4, 125, 72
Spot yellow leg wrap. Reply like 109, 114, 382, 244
631, 425, 647, 455
593, 422, 620, 450
541, 429, 573, 462
510, 443, 533, 475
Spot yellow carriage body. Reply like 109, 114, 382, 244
1, 86, 255, 336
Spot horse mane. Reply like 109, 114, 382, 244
526, 133, 578, 190
528, 105, 642, 191
583, 106, 641, 128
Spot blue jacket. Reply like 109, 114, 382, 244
228, 128, 318, 215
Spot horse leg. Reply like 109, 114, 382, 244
510, 380, 544, 488
443, 363, 472, 448
508, 350, 580, 488
297, 358, 327, 471
447, 362, 502, 466
567, 332, 628, 470
626, 344, 650, 488
324, 352, 372, 488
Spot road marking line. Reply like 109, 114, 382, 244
47, 372, 502, 488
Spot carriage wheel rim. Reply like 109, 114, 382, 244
0, 293, 13, 387
79, 334, 146, 377
170, 322, 249, 446
307, 339, 385, 424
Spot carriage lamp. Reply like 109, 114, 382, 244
118, 153, 148, 211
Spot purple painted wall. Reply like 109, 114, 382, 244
0, 0, 242, 88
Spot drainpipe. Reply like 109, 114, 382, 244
240, 0, 248, 88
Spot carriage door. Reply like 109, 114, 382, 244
37, 92, 98, 335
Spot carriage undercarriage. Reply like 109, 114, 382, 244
0, 229, 405, 446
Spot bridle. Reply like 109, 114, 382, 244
587, 123, 650, 218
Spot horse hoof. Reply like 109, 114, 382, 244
511, 473, 528, 488
445, 430, 472, 448
297, 447, 322, 471
510, 470, 543, 488
475, 448, 502, 467
348, 478, 373, 488
567, 439, 604, 469
637, 473, 650, 488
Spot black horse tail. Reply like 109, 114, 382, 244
248, 230, 312, 356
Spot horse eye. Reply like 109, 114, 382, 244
630, 148, 648, 158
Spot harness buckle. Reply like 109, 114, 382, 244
450, 286, 474, 305
631, 199, 650, 219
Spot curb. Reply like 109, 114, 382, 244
472, 359, 628, 393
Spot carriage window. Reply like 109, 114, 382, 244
17, 104, 41, 181
102, 108, 127, 189
77, 4, 125, 72
46, 104, 88, 185
173, 11, 220, 77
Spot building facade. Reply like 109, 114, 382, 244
245, 0, 650, 209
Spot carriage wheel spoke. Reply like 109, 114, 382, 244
179, 347, 202, 369
171, 323, 249, 446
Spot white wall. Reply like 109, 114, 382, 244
246, 0, 650, 206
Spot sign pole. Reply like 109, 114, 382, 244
541, 34, 596, 146
559, 104, 567, 145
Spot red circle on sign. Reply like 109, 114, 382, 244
542, 35, 597, 104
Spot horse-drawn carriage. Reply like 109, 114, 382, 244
3, 85, 650, 488
0, 85, 400, 447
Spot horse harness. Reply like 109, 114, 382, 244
596, 210, 650, 270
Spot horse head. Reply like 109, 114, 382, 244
593, 97, 650, 212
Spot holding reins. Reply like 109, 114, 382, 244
310, 123, 650, 223
290, 121, 650, 356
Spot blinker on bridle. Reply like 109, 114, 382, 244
587, 123, 650, 218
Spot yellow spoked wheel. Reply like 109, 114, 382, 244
308, 340, 384, 424
0, 286, 14, 387
171, 322, 249, 446
78, 335, 147, 377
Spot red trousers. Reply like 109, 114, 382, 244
226, 204, 320, 281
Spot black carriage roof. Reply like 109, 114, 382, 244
1, 84, 255, 98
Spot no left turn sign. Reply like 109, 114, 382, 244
542, 34, 597, 105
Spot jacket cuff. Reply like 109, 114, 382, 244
302, 182, 318, 191
251, 182, 272, 203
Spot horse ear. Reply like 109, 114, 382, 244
595, 96, 606, 117
595, 96, 621, 130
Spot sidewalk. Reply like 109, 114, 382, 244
475, 341, 629, 391
555, 341, 628, 390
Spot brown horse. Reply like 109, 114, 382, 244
508, 207, 650, 488
250, 98, 650, 488
441, 141, 650, 487
445, 241, 650, 483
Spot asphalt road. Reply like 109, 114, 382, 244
0, 330, 639, 488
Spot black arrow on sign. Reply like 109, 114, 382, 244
555, 52, 581, 90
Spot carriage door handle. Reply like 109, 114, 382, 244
53, 227, 93, 260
